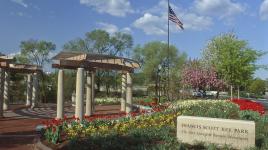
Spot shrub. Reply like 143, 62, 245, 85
239, 110, 261, 121
172, 100, 240, 119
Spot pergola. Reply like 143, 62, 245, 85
52, 51, 140, 120
0, 55, 42, 117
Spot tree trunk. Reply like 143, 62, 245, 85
216, 91, 219, 99
230, 85, 233, 100
106, 84, 109, 96
155, 78, 158, 98
237, 86, 240, 99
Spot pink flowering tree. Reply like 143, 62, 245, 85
181, 60, 226, 98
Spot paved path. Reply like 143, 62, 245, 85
0, 104, 121, 150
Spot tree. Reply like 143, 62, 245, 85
15, 39, 56, 103
249, 78, 266, 97
63, 29, 133, 95
18, 39, 56, 67
202, 33, 264, 98
181, 59, 225, 98
63, 29, 133, 56
133, 41, 187, 99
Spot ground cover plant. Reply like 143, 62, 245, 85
41, 99, 268, 150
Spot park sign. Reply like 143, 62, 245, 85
177, 116, 255, 149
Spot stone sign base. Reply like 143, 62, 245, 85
177, 116, 255, 149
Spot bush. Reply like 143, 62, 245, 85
239, 110, 261, 121
172, 100, 240, 119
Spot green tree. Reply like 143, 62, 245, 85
249, 78, 266, 97
202, 33, 264, 98
17, 39, 56, 67
133, 41, 187, 99
15, 39, 56, 103
63, 29, 133, 95
63, 29, 133, 56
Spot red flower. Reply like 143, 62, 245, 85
230, 98, 265, 115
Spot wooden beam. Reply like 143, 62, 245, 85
0, 63, 42, 73
52, 59, 134, 72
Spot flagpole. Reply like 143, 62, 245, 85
167, 0, 170, 101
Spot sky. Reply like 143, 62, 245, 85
0, 0, 268, 78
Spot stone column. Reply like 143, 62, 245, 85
26, 74, 33, 106
0, 69, 4, 117
126, 72, 132, 113
31, 73, 38, 109
71, 91, 75, 106
91, 71, 95, 112
121, 73, 126, 112
56, 69, 64, 119
3, 71, 10, 111
85, 71, 92, 116
75, 68, 85, 120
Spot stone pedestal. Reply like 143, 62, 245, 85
121, 73, 126, 112
177, 116, 255, 150
26, 74, 32, 106
56, 69, 64, 119
0, 69, 4, 117
85, 71, 92, 116
31, 73, 38, 109
75, 68, 85, 120
126, 72, 132, 113
3, 71, 10, 111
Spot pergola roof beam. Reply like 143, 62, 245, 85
52, 52, 140, 72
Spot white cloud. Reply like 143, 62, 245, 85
11, 0, 28, 8
260, 0, 268, 20
182, 13, 213, 31
97, 22, 132, 34
194, 0, 245, 19
80, 0, 134, 17
17, 12, 24, 17
97, 22, 119, 34
121, 27, 132, 34
133, 0, 213, 35
7, 51, 20, 57
133, 13, 167, 35
10, 11, 31, 18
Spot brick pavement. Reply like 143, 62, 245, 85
0, 104, 121, 150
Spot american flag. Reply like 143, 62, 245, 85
168, 5, 184, 30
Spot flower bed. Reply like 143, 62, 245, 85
137, 97, 169, 112
171, 100, 240, 119
231, 98, 265, 115
41, 110, 178, 145
94, 97, 120, 105
41, 99, 268, 149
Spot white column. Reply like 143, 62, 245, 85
75, 68, 85, 120
26, 74, 32, 106
71, 91, 75, 106
126, 72, 132, 113
121, 73, 126, 112
56, 69, 64, 119
0, 69, 4, 117
85, 71, 92, 116
91, 71, 95, 112
31, 73, 38, 109
3, 71, 10, 111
